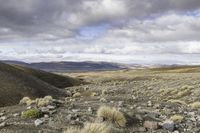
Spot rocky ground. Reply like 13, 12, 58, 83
1, 69, 200, 133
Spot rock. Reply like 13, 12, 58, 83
172, 131, 179, 133
13, 113, 19, 117
147, 101, 153, 107
72, 109, 80, 113
135, 114, 143, 121
162, 120, 175, 131
47, 105, 56, 110
49, 110, 57, 115
0, 113, 4, 117
52, 99, 64, 105
132, 95, 136, 100
84, 86, 89, 91
143, 121, 159, 129
88, 107, 93, 112
153, 104, 160, 109
138, 127, 147, 132
100, 98, 107, 102
40, 107, 50, 113
118, 101, 124, 107
34, 119, 43, 127
0, 116, 7, 121
66, 114, 72, 121
0, 122, 6, 128
66, 91, 72, 97
44, 114, 49, 118
27, 106, 32, 109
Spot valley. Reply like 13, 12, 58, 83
0, 62, 200, 132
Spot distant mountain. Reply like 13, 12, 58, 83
2, 60, 128, 72
0, 61, 82, 107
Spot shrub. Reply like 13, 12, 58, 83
19, 97, 33, 106
97, 106, 126, 127
190, 102, 200, 109
21, 108, 41, 119
170, 115, 183, 123
82, 123, 110, 133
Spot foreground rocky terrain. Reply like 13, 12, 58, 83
1, 67, 200, 133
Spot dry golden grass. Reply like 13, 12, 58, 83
82, 123, 110, 133
73, 92, 81, 98
190, 102, 200, 109
167, 99, 186, 105
97, 106, 126, 127
170, 115, 184, 123
19, 97, 33, 106
63, 123, 110, 133
63, 127, 81, 133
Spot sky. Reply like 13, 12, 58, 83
0, 0, 200, 64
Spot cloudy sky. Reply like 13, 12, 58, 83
0, 0, 200, 64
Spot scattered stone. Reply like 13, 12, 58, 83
0, 122, 6, 128
143, 121, 159, 130
34, 119, 43, 127
162, 120, 175, 131
49, 110, 57, 115
84, 86, 89, 91
72, 109, 80, 113
173, 131, 179, 133
147, 101, 153, 107
138, 127, 147, 132
0, 116, 7, 121
27, 106, 32, 109
66, 91, 72, 97
100, 98, 107, 102
47, 105, 56, 110
118, 101, 124, 107
0, 113, 4, 117
44, 114, 49, 118
13, 113, 19, 117
66, 114, 72, 121
88, 107, 93, 112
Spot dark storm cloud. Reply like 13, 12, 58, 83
0, 0, 199, 38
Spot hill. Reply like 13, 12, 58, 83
0, 62, 81, 107
2, 60, 128, 72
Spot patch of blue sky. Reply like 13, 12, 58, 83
76, 23, 109, 40
185, 10, 200, 17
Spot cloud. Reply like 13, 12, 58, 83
0, 0, 200, 64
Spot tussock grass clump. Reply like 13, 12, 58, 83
170, 115, 183, 123
43, 95, 53, 101
63, 127, 81, 133
175, 89, 192, 98
167, 99, 186, 105
63, 123, 110, 133
19, 96, 54, 107
21, 108, 41, 119
190, 102, 200, 109
73, 92, 81, 98
35, 97, 52, 107
19, 97, 33, 106
82, 123, 110, 133
97, 106, 126, 127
